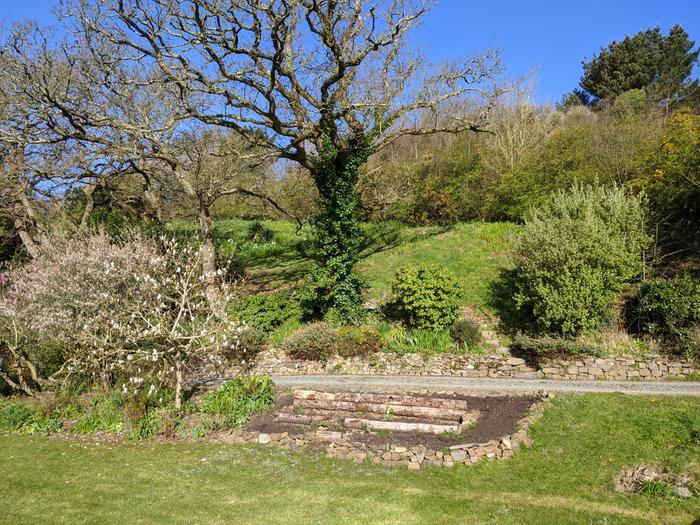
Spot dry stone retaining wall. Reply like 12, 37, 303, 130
234, 348, 699, 381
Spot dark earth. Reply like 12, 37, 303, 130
247, 391, 537, 449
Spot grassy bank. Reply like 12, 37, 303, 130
1, 394, 698, 524
170, 219, 516, 311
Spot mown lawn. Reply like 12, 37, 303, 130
1, 394, 698, 524
170, 219, 516, 311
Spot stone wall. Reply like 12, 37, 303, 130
233, 347, 699, 381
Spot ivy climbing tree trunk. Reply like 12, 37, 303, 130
309, 135, 373, 322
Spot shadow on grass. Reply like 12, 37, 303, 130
359, 222, 452, 259
486, 267, 535, 336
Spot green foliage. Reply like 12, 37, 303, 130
389, 264, 462, 330
557, 89, 590, 110
450, 318, 483, 349
511, 185, 649, 335
0, 399, 61, 434
127, 410, 162, 440
229, 291, 302, 333
490, 124, 597, 220
580, 25, 700, 105
639, 110, 700, 246
223, 327, 268, 365
246, 221, 275, 244
337, 327, 386, 358
631, 275, 700, 355
201, 375, 275, 427
511, 334, 602, 357
638, 479, 675, 499
308, 134, 374, 322
0, 400, 34, 432
405, 142, 483, 225
384, 328, 456, 355
73, 395, 125, 435
282, 322, 339, 361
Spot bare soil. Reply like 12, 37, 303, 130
247, 391, 537, 449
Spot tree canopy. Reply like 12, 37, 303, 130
579, 25, 699, 107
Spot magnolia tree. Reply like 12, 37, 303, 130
0, 232, 244, 407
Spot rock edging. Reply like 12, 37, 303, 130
222, 396, 546, 470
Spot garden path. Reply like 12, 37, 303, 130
268, 375, 700, 396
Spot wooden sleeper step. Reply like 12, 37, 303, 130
293, 398, 466, 422
344, 417, 459, 435
293, 390, 471, 411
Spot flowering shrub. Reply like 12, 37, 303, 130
0, 231, 244, 406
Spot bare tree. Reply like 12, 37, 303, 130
1, 22, 298, 308
62, 0, 503, 318
172, 129, 294, 307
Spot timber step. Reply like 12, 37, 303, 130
276, 406, 460, 425
278, 390, 481, 435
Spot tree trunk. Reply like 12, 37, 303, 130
292, 398, 466, 422
15, 227, 39, 258
198, 200, 223, 313
344, 417, 459, 435
141, 172, 162, 223
309, 136, 373, 321
175, 360, 183, 410
79, 180, 97, 231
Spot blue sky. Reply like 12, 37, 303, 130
2, 0, 699, 104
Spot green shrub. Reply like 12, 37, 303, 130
451, 319, 483, 349
389, 264, 462, 329
385, 328, 455, 355
283, 322, 339, 361
337, 327, 385, 358
631, 275, 700, 355
73, 395, 125, 435
246, 221, 275, 244
229, 291, 302, 333
511, 185, 649, 335
0, 400, 34, 432
201, 375, 275, 427
127, 410, 161, 440
19, 410, 62, 434
222, 327, 268, 365
511, 334, 602, 357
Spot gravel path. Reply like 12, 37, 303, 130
270, 375, 700, 396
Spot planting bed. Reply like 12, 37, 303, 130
230, 389, 543, 469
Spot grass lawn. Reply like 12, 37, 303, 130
1, 394, 698, 524
171, 219, 516, 311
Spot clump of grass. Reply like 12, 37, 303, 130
384, 328, 456, 355
201, 376, 275, 427
127, 410, 162, 440
73, 395, 125, 435
638, 479, 675, 498
0, 400, 34, 432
